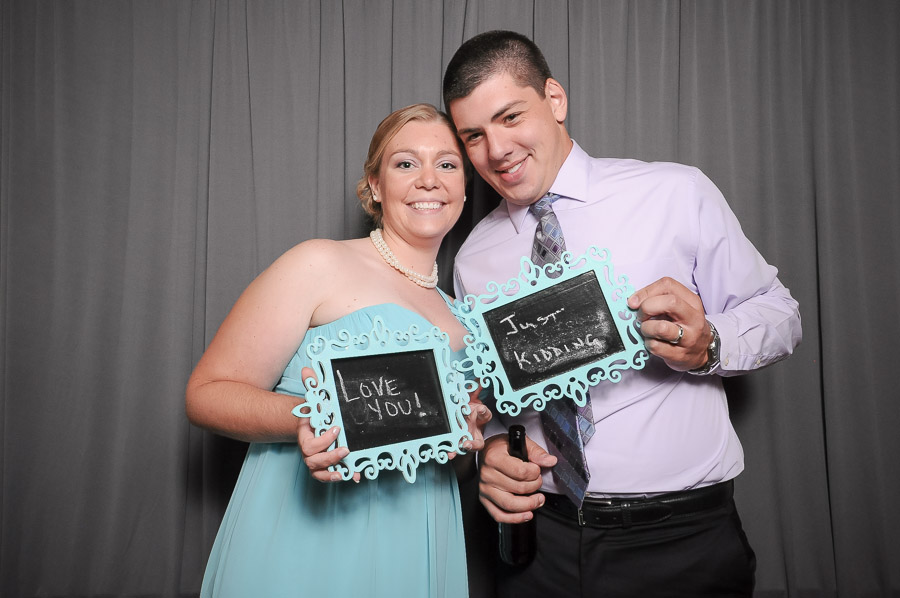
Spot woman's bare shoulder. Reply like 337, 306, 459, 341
269, 238, 364, 276
263, 237, 372, 297
279, 237, 343, 260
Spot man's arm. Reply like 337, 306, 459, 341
627, 168, 801, 374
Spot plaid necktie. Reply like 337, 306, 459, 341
530, 193, 595, 506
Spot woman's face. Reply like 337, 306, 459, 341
370, 119, 466, 245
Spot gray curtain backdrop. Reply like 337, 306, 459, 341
1, 1, 897, 597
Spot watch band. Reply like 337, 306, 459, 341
689, 320, 720, 375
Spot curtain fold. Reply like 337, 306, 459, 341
809, 2, 900, 595
1, 2, 897, 596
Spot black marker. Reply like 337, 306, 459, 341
498, 424, 537, 566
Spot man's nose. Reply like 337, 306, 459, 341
485, 130, 513, 162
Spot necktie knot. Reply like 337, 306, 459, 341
530, 192, 560, 217
530, 193, 566, 267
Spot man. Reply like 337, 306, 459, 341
443, 30, 801, 597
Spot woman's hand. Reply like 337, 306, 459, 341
459, 387, 492, 452
297, 367, 360, 483
449, 386, 492, 480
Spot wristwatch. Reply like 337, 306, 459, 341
689, 320, 720, 375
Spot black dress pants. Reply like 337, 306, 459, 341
496, 493, 756, 598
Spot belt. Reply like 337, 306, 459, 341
542, 480, 733, 529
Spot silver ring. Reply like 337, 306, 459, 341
668, 324, 684, 345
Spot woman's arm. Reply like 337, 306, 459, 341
185, 240, 334, 443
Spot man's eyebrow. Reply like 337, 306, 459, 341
490, 100, 526, 122
456, 125, 481, 138
456, 100, 527, 137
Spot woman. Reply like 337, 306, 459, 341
186, 103, 490, 597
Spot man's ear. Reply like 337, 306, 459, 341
545, 78, 568, 124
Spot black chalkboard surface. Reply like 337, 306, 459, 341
331, 349, 451, 452
482, 271, 625, 391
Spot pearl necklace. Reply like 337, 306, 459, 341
369, 229, 439, 289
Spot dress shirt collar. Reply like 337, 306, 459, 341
507, 140, 591, 234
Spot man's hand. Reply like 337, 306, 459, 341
627, 276, 712, 371
478, 432, 557, 524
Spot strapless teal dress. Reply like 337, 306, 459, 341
200, 304, 468, 598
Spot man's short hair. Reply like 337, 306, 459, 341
442, 30, 553, 109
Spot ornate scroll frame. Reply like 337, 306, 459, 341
452, 247, 649, 416
291, 317, 474, 483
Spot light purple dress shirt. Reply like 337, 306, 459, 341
454, 141, 801, 496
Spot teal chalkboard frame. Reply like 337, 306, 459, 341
291, 317, 473, 483
452, 247, 649, 416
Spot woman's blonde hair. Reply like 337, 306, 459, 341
356, 103, 464, 228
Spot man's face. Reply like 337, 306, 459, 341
449, 72, 572, 206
